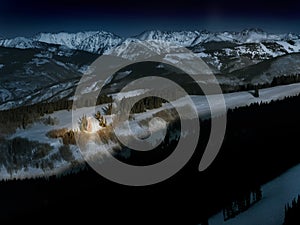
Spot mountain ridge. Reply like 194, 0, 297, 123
1, 29, 299, 54
1, 29, 300, 110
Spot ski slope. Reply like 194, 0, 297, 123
209, 164, 300, 225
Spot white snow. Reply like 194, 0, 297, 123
78, 65, 94, 74
196, 52, 210, 58
80, 81, 99, 94
35, 31, 123, 54
227, 83, 299, 113
30, 58, 50, 66
136, 30, 200, 47
277, 40, 300, 53
260, 43, 279, 57
35, 52, 53, 58
0, 37, 35, 49
0, 89, 12, 102
112, 89, 148, 100
138, 82, 300, 120
54, 60, 69, 69
156, 63, 165, 69
114, 70, 132, 80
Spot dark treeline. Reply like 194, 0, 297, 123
127, 96, 165, 114
0, 94, 113, 131
0, 99, 73, 131
221, 73, 300, 93
283, 196, 300, 225
223, 186, 262, 221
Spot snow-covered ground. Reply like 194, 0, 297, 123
2, 82, 300, 181
209, 163, 300, 225
134, 82, 300, 120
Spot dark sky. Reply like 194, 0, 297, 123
1, 0, 300, 38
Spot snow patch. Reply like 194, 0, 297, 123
112, 89, 148, 100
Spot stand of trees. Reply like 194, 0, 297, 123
118, 95, 165, 115
283, 195, 300, 225
94, 111, 107, 127
0, 94, 113, 132
221, 73, 300, 94
223, 186, 262, 221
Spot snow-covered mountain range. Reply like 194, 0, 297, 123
0, 31, 123, 54
1, 28, 299, 55
1, 28, 300, 110
1, 28, 300, 73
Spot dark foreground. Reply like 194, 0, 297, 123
2, 93, 300, 224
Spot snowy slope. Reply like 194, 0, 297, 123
209, 163, 300, 225
2, 82, 300, 180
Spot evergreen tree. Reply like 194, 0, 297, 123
254, 86, 259, 97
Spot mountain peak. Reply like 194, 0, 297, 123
134, 30, 200, 47
33, 31, 123, 53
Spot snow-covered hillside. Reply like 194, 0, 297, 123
2, 82, 300, 181
209, 163, 300, 225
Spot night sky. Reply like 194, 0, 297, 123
0, 0, 300, 38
